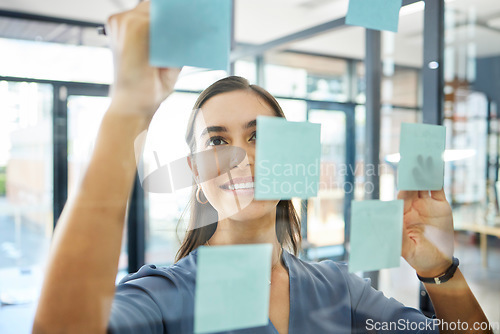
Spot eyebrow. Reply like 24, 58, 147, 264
200, 126, 227, 138
245, 119, 257, 129
199, 119, 257, 138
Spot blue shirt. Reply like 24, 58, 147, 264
108, 249, 438, 333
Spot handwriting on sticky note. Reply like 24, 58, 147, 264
150, 0, 231, 70
346, 0, 403, 33
255, 116, 321, 200
398, 123, 446, 191
195, 244, 272, 333
349, 200, 403, 273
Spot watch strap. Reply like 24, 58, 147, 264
417, 257, 459, 285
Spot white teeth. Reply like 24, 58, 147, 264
228, 182, 254, 190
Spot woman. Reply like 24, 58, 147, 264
33, 2, 492, 333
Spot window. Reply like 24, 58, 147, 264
143, 92, 199, 265
0, 80, 53, 305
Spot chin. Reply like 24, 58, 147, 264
218, 198, 278, 222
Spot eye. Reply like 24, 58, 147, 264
207, 136, 228, 146
249, 131, 256, 142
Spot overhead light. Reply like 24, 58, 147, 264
400, 1, 425, 16
400, 0, 455, 16
443, 149, 476, 161
385, 149, 476, 164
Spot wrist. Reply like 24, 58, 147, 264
108, 94, 158, 122
417, 257, 459, 285
416, 257, 454, 278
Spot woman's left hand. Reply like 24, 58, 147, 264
397, 189, 455, 278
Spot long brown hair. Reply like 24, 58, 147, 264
175, 76, 301, 261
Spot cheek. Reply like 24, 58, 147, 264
200, 179, 220, 202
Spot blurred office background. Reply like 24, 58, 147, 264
0, 0, 499, 332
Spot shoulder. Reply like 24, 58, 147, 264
109, 251, 199, 333
116, 249, 200, 303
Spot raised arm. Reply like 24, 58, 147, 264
398, 189, 493, 334
33, 3, 179, 333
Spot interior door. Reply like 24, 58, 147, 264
304, 101, 355, 261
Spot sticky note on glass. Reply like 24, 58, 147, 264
398, 123, 446, 191
150, 0, 231, 70
349, 200, 403, 273
346, 0, 403, 33
194, 244, 272, 333
255, 116, 321, 200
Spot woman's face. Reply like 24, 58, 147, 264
192, 89, 280, 223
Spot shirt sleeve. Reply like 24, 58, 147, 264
107, 283, 164, 334
345, 271, 439, 334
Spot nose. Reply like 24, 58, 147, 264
231, 141, 254, 170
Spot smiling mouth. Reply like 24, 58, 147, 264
220, 182, 255, 191
219, 176, 255, 192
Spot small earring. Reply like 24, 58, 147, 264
196, 186, 209, 204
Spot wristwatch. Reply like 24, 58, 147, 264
416, 257, 459, 285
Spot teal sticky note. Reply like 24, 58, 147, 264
255, 116, 321, 200
345, 0, 403, 33
150, 0, 231, 70
194, 244, 272, 333
349, 200, 404, 273
398, 123, 446, 191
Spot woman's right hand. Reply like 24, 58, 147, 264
107, 1, 180, 117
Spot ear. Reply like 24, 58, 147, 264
187, 155, 200, 182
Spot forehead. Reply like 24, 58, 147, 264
193, 90, 276, 133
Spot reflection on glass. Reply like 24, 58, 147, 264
307, 110, 346, 247
0, 81, 52, 305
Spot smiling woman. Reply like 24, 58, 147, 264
32, 2, 493, 334
176, 77, 302, 263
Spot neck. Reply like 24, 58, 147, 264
208, 208, 282, 266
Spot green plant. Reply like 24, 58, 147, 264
0, 172, 6, 196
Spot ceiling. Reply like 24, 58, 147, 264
1, 0, 500, 68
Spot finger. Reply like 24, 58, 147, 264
426, 156, 433, 171
135, 0, 150, 13
418, 190, 430, 199
417, 154, 424, 167
397, 190, 417, 200
397, 190, 417, 213
431, 188, 447, 201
